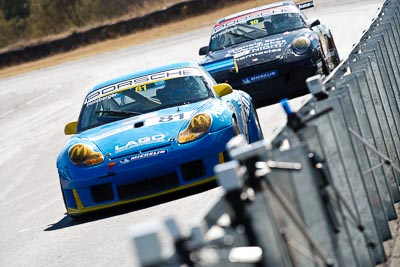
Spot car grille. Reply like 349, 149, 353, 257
117, 173, 179, 200
91, 183, 114, 203
181, 160, 206, 181
239, 59, 281, 74
89, 159, 210, 204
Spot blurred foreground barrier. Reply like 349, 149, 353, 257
129, 0, 400, 266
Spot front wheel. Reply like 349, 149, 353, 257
329, 42, 341, 69
327, 31, 341, 69
232, 117, 240, 136
247, 104, 264, 143
320, 48, 331, 76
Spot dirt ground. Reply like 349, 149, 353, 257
0, 0, 273, 79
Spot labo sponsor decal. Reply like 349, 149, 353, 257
115, 134, 166, 153
119, 150, 167, 165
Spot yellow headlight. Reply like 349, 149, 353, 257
292, 37, 311, 55
178, 113, 212, 144
68, 144, 104, 166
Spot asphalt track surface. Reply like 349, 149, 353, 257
0, 0, 385, 266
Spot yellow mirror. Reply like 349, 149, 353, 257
64, 121, 78, 135
213, 83, 233, 98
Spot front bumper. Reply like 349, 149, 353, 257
59, 126, 235, 216
213, 52, 322, 107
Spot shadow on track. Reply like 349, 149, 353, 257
44, 181, 217, 231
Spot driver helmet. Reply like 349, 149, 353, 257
271, 13, 289, 31
287, 13, 303, 28
157, 77, 188, 104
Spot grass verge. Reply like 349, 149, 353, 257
0, 0, 276, 79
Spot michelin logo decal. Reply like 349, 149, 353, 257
120, 150, 167, 165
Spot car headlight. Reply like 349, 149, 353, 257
68, 144, 104, 166
178, 113, 212, 144
292, 36, 311, 55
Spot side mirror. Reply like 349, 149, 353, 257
310, 19, 321, 28
213, 83, 233, 97
64, 121, 78, 135
199, 46, 209, 56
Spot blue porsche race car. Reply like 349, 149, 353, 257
199, 1, 340, 107
56, 61, 263, 217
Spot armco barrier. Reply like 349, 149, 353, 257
129, 0, 400, 266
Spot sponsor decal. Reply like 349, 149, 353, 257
242, 70, 278, 85
68, 144, 103, 165
190, 114, 212, 131
210, 104, 226, 118
85, 68, 202, 105
69, 144, 92, 161
226, 38, 287, 62
178, 113, 212, 142
87, 93, 117, 107
237, 49, 283, 61
119, 150, 167, 165
115, 134, 166, 153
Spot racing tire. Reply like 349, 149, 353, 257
329, 43, 341, 69
247, 104, 264, 143
320, 48, 331, 76
317, 38, 331, 76
328, 31, 341, 68
232, 117, 240, 136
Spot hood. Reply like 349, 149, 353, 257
77, 101, 209, 157
204, 29, 308, 68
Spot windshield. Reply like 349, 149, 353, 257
77, 75, 213, 131
210, 12, 306, 51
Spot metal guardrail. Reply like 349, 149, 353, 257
129, 0, 400, 266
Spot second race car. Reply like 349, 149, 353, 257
56, 61, 264, 217
199, 1, 340, 107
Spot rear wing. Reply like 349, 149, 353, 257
201, 56, 238, 74
297, 1, 314, 10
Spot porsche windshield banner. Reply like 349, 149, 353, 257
212, 5, 298, 34
84, 67, 202, 105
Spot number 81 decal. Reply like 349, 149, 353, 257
135, 84, 147, 92
158, 113, 185, 122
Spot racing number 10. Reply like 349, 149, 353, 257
247, 18, 264, 26
248, 19, 259, 25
